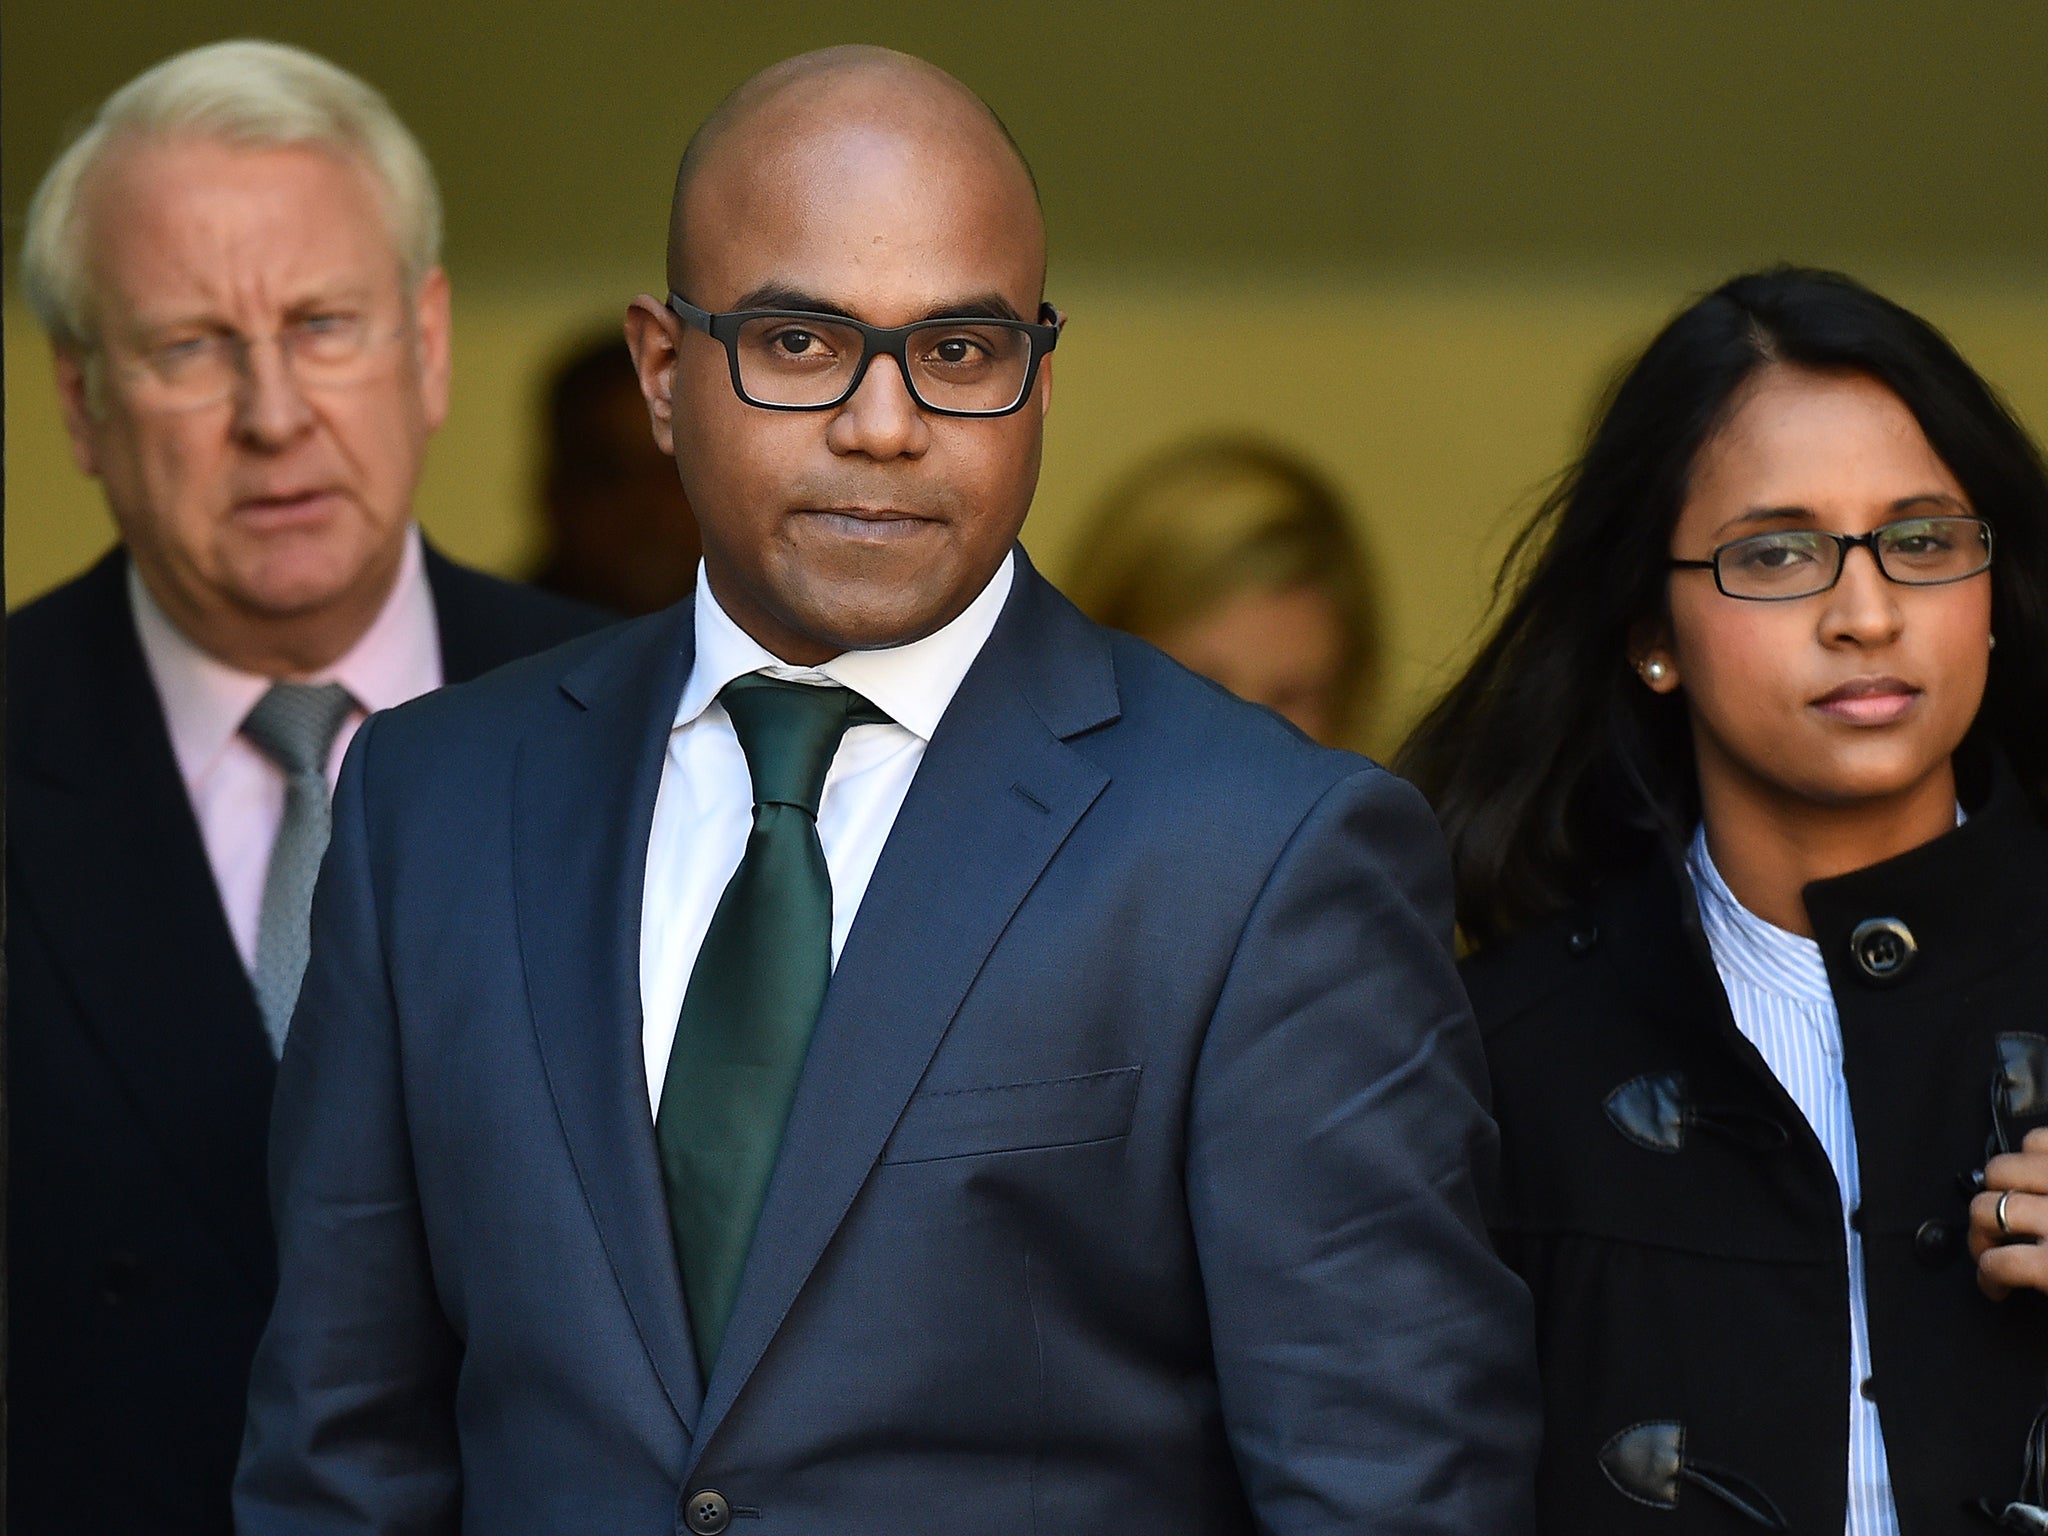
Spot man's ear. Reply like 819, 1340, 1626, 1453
623, 296, 682, 456
411, 266, 453, 432
1036, 306, 1062, 424
53, 348, 104, 478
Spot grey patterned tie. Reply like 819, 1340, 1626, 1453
240, 681, 357, 1055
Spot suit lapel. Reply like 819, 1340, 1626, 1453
512, 605, 706, 1430
13, 555, 279, 1290
688, 560, 1119, 1459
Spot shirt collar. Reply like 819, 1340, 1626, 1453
675, 550, 1015, 742
129, 525, 442, 785
1685, 823, 1835, 1007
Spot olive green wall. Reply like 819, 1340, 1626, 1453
10, 2, 2042, 284
7, 2, 2044, 753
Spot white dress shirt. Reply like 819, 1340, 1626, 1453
1687, 828, 1901, 1536
639, 553, 1016, 1115
129, 526, 443, 971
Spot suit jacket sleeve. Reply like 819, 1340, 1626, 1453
235, 714, 462, 1534
1187, 767, 1539, 1533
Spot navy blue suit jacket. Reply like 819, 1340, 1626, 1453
237, 554, 1538, 1534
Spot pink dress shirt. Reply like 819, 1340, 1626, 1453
127, 527, 444, 973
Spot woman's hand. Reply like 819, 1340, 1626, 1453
1972, 1127, 2048, 1299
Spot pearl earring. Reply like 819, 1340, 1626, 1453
1640, 659, 1669, 685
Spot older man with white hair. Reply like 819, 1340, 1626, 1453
6, 40, 605, 1535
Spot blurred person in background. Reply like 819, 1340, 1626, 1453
1065, 436, 1382, 746
529, 326, 701, 614
6, 40, 604, 1536
1400, 267, 2048, 1532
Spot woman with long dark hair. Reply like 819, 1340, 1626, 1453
1400, 267, 2048, 1532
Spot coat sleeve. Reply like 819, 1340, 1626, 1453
235, 714, 462, 1534
1187, 766, 1540, 1534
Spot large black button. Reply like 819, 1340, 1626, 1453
1604, 1072, 1689, 1154
1567, 922, 1600, 957
682, 1491, 730, 1535
1598, 1421, 1683, 1508
1850, 917, 1917, 983
1913, 1218, 1957, 1266
1859, 1377, 1877, 1402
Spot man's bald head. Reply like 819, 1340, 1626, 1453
666, 46, 1043, 299
624, 45, 1055, 664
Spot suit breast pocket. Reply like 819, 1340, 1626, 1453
880, 1066, 1143, 1165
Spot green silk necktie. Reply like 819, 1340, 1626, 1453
656, 673, 889, 1372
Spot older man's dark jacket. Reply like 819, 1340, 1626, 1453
6, 546, 608, 1536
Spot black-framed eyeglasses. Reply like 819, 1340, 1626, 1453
667, 293, 1062, 417
1670, 515, 1994, 601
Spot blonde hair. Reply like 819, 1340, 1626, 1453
20, 39, 442, 350
1068, 435, 1384, 726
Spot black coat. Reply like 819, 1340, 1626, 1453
1466, 759, 2048, 1534
5, 547, 608, 1536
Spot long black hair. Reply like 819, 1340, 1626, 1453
1396, 267, 2048, 948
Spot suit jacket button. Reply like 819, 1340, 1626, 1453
1850, 917, 1917, 983
683, 1490, 731, 1535
1913, 1218, 1957, 1266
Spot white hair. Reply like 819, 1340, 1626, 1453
20, 39, 442, 350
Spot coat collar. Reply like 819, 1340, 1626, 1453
1802, 751, 2048, 999
1575, 751, 2048, 1001
1491, 754, 2048, 1141
23, 539, 546, 796
1542, 758, 2048, 1024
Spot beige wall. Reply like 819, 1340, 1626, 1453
13, 275, 2047, 756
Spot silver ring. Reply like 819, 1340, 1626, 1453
1998, 1189, 2015, 1237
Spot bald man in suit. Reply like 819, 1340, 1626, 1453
239, 46, 1538, 1535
